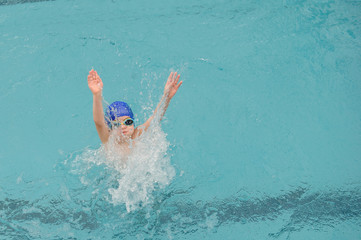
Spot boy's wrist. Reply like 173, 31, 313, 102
162, 94, 170, 101
164, 95, 172, 103
93, 92, 102, 98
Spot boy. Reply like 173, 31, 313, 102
87, 69, 182, 154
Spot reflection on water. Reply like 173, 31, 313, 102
1, 185, 360, 239
0, 0, 54, 6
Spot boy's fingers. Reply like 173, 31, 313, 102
176, 81, 183, 90
168, 72, 173, 81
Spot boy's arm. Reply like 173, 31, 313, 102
134, 72, 182, 136
88, 70, 110, 143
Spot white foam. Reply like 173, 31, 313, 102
70, 121, 175, 213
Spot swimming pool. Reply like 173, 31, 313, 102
0, 0, 360, 239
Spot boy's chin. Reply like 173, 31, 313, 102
118, 132, 131, 138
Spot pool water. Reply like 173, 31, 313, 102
0, 0, 361, 239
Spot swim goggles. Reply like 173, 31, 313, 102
111, 118, 134, 127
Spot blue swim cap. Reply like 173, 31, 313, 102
105, 101, 134, 128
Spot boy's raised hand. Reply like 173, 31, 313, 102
164, 72, 182, 99
88, 69, 103, 95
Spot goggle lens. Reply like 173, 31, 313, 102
111, 118, 134, 127
124, 119, 134, 125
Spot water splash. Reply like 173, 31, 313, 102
69, 120, 175, 213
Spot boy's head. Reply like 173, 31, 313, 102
105, 101, 135, 137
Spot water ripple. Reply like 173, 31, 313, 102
0, 186, 360, 239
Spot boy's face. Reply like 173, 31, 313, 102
113, 116, 135, 138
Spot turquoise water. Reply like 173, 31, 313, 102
1, 0, 361, 239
